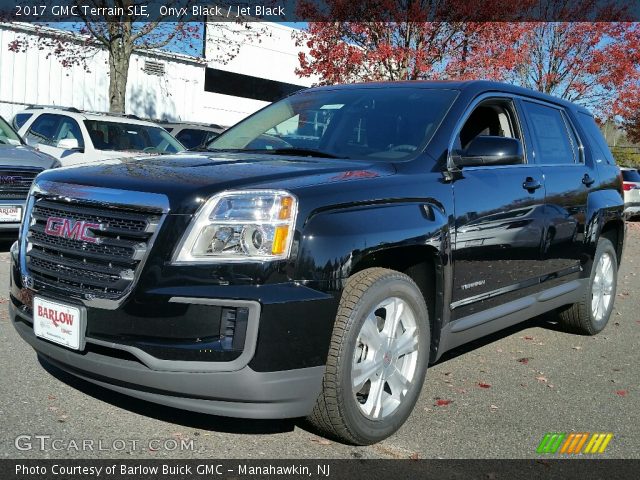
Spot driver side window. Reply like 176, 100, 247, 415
456, 100, 523, 159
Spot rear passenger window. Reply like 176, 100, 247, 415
523, 102, 579, 165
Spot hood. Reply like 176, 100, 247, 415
35, 152, 395, 214
0, 144, 59, 169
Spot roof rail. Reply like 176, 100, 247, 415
82, 111, 142, 120
25, 105, 82, 113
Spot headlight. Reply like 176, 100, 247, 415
172, 190, 298, 263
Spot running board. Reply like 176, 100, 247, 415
436, 280, 586, 359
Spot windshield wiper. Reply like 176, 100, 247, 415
204, 147, 347, 159
261, 148, 346, 159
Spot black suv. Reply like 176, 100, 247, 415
9, 81, 625, 445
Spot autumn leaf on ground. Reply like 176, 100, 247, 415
490, 404, 499, 412
572, 346, 582, 350
535, 376, 548, 383
409, 452, 419, 460
616, 390, 629, 397
523, 336, 534, 340
517, 357, 530, 365
435, 399, 453, 407
311, 438, 332, 445
478, 382, 491, 389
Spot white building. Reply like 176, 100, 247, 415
0, 22, 316, 127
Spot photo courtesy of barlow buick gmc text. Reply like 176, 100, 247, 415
0, 1, 639, 479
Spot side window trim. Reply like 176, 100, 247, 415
447, 93, 531, 168
559, 109, 584, 164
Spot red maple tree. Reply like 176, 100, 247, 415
296, 1, 640, 123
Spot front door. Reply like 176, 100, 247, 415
451, 98, 547, 320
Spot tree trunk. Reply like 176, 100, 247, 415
107, 42, 131, 113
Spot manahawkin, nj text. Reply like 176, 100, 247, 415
16, 463, 331, 477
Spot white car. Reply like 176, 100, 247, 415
160, 121, 226, 150
14, 107, 185, 166
621, 167, 640, 218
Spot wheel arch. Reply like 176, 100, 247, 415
586, 189, 625, 266
350, 245, 445, 363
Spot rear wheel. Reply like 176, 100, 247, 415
307, 268, 430, 445
558, 237, 617, 335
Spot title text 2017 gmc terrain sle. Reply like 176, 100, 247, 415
10, 81, 625, 445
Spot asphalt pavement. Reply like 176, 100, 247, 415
1, 225, 638, 459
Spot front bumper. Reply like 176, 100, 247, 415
9, 247, 336, 419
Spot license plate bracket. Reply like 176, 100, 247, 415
33, 297, 86, 351
0, 206, 22, 222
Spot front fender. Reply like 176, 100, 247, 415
294, 200, 449, 290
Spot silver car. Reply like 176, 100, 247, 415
621, 167, 640, 218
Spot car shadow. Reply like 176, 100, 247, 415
37, 356, 298, 436
35, 310, 568, 438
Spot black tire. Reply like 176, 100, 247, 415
306, 268, 430, 445
558, 237, 618, 335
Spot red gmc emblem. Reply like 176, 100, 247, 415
0, 175, 21, 184
44, 217, 101, 244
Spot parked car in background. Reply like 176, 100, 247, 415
14, 107, 185, 166
160, 121, 226, 150
0, 115, 59, 236
621, 167, 640, 218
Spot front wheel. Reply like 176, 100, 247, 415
558, 237, 618, 335
307, 268, 430, 445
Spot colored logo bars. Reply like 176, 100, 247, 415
537, 433, 613, 454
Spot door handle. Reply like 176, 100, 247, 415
522, 177, 542, 192
582, 173, 595, 187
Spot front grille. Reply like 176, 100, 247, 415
0, 169, 41, 199
25, 197, 162, 300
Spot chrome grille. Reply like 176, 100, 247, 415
0, 168, 41, 199
25, 197, 162, 300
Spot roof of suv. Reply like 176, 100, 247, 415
306, 80, 592, 114
159, 122, 226, 131
20, 107, 162, 127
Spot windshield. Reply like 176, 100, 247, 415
84, 120, 185, 154
0, 116, 23, 146
208, 87, 458, 160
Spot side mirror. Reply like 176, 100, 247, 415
57, 138, 81, 150
454, 136, 524, 168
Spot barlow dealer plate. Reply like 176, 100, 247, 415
0, 206, 21, 222
33, 297, 86, 350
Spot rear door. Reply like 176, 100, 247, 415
451, 97, 547, 319
519, 100, 592, 276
